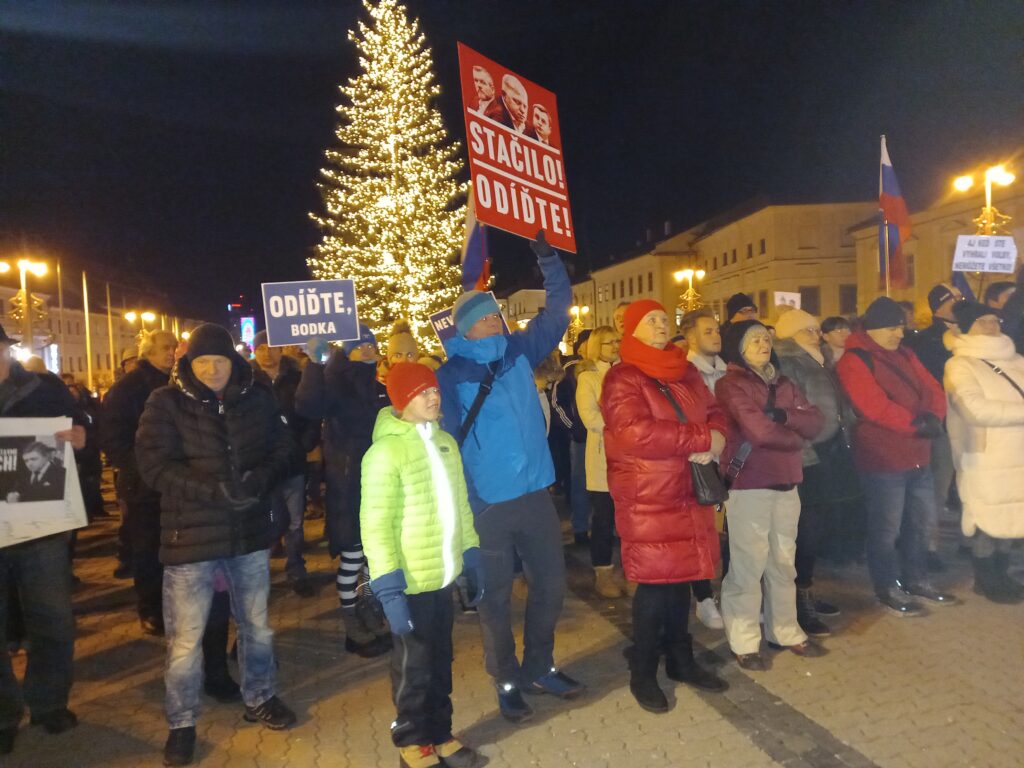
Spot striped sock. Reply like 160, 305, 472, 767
337, 549, 365, 609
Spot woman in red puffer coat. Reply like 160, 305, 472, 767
601, 300, 729, 714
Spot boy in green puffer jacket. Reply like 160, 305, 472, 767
361, 363, 488, 768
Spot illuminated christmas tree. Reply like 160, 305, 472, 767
309, 0, 464, 344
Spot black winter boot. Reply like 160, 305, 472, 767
796, 587, 831, 637
972, 557, 1019, 604
991, 553, 1024, 602
627, 647, 668, 713
163, 726, 196, 766
665, 642, 728, 692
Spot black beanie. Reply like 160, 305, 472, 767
861, 297, 906, 331
952, 301, 998, 334
186, 323, 235, 361
720, 319, 767, 366
726, 292, 756, 319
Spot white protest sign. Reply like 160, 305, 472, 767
952, 235, 1018, 274
774, 291, 801, 309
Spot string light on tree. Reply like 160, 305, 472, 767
309, 0, 464, 345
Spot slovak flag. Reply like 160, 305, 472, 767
878, 136, 911, 290
461, 188, 489, 292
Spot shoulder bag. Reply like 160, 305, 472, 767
655, 382, 729, 507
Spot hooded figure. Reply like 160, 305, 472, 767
716, 320, 825, 670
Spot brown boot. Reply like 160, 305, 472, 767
594, 566, 624, 598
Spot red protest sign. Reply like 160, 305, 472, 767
457, 43, 576, 253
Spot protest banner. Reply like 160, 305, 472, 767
952, 234, 1018, 274
457, 43, 576, 253
261, 279, 360, 346
0, 417, 87, 547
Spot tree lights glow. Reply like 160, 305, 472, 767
308, 0, 465, 345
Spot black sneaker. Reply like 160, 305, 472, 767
0, 726, 15, 755
899, 581, 958, 606
525, 668, 585, 699
344, 634, 391, 658
163, 726, 195, 766
290, 577, 315, 598
813, 599, 840, 617
30, 708, 78, 734
877, 587, 925, 617
243, 696, 297, 730
496, 683, 533, 723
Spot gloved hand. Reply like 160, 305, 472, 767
457, 547, 486, 607
529, 229, 556, 260
306, 336, 329, 364
912, 412, 944, 439
239, 470, 266, 500
215, 481, 258, 511
371, 570, 414, 635
764, 407, 788, 424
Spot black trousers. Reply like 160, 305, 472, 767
795, 502, 824, 589
588, 491, 615, 567
128, 499, 163, 621
390, 585, 454, 748
632, 582, 692, 660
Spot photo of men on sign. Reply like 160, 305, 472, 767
468, 63, 558, 148
0, 436, 66, 503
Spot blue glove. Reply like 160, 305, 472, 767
457, 547, 486, 607
529, 229, 556, 260
371, 570, 413, 635
306, 336, 329, 364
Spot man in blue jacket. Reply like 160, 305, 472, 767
437, 231, 585, 723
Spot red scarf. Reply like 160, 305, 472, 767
620, 333, 689, 381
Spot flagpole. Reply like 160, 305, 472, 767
882, 217, 891, 298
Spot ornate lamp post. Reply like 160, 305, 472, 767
673, 268, 706, 313
569, 304, 590, 345
953, 164, 1015, 235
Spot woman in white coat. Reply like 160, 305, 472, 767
944, 301, 1024, 603
575, 325, 624, 598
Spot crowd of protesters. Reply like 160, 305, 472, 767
2, 231, 1023, 767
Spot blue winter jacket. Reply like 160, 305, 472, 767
438, 253, 570, 511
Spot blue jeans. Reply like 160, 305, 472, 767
861, 467, 934, 595
274, 474, 307, 580
163, 549, 276, 728
0, 534, 75, 728
569, 441, 589, 535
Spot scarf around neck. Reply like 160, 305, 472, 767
620, 333, 689, 381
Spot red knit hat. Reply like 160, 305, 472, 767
623, 299, 667, 337
386, 362, 439, 412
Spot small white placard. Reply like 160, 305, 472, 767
952, 235, 1018, 274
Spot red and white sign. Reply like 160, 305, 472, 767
457, 43, 576, 253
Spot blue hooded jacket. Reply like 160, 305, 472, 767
437, 253, 570, 512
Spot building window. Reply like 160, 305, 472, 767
839, 284, 857, 315
620, 280, 625, 298
713, 257, 718, 270
759, 238, 767, 254
746, 243, 753, 259
78, 357, 84, 370
799, 286, 821, 316
731, 249, 737, 264
106, 353, 112, 368
648, 272, 653, 292
611, 283, 616, 300
638, 273, 644, 295
628, 277, 634, 296
758, 290, 769, 319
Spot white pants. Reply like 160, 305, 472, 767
721, 488, 806, 655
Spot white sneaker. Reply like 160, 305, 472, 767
696, 597, 725, 630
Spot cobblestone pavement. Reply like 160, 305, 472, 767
5, 483, 1024, 768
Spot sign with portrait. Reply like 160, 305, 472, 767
260, 279, 360, 347
0, 417, 87, 547
457, 43, 576, 253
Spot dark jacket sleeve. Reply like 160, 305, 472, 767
99, 380, 141, 470
135, 389, 219, 503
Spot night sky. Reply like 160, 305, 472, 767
1, 0, 1021, 320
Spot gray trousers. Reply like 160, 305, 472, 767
474, 489, 566, 687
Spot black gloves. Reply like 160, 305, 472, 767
764, 407, 788, 424
529, 229, 556, 260
912, 413, 944, 439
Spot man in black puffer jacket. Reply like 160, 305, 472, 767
136, 323, 297, 767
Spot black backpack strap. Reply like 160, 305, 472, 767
457, 363, 498, 447
655, 382, 688, 423
981, 360, 1024, 400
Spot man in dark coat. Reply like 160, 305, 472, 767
251, 330, 319, 597
0, 323, 87, 756
8, 442, 66, 502
100, 329, 176, 635
136, 323, 297, 766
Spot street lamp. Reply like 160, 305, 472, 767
125, 310, 158, 331
569, 304, 590, 344
1, 259, 48, 352
952, 164, 1016, 235
673, 268, 706, 313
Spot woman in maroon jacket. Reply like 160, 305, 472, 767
717, 320, 825, 670
602, 300, 729, 714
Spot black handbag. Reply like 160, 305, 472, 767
655, 383, 730, 507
